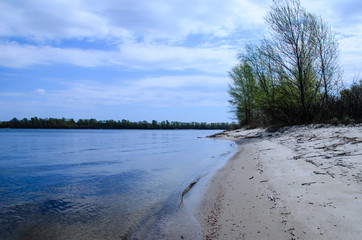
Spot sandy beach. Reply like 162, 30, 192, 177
197, 124, 362, 239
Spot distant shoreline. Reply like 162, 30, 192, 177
0, 117, 233, 130
0, 128, 225, 130
198, 124, 362, 239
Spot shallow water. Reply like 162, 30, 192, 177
0, 129, 236, 239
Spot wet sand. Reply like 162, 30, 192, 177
197, 124, 362, 239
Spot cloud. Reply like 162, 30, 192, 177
331, 0, 362, 24
339, 34, 362, 81
35, 89, 46, 95
0, 0, 266, 42
0, 40, 237, 73
34, 75, 229, 108
131, 75, 228, 88
117, 42, 238, 73
292, 0, 362, 82
1, 0, 361, 82
0, 0, 130, 41
0, 41, 108, 68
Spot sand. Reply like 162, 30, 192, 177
197, 124, 362, 240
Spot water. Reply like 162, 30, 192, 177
0, 129, 236, 239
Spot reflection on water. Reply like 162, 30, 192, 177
0, 129, 235, 239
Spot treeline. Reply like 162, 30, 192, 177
0, 118, 232, 130
228, 0, 362, 126
321, 81, 362, 124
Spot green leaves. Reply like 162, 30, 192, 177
228, 0, 342, 125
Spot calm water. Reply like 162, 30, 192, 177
0, 129, 236, 239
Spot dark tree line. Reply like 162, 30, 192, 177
319, 81, 362, 123
0, 117, 233, 130
228, 0, 361, 126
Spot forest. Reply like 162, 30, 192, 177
228, 0, 362, 126
0, 117, 232, 130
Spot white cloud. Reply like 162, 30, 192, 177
340, 35, 362, 81
131, 75, 227, 88
0, 41, 108, 68
0, 0, 266, 42
1, 0, 361, 82
302, 0, 362, 82
0, 40, 237, 73
0, 0, 130, 40
35, 89, 46, 95
37, 75, 229, 108
118, 42, 238, 73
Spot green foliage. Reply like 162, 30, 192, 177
228, 61, 259, 125
228, 0, 344, 126
0, 117, 233, 130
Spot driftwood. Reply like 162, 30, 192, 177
179, 175, 204, 207
301, 182, 316, 186
207, 132, 226, 138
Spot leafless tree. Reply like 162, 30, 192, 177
313, 16, 342, 101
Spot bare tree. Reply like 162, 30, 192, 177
313, 16, 342, 101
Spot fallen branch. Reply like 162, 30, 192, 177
180, 175, 205, 207
327, 171, 335, 178
301, 182, 316, 186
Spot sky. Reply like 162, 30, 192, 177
0, 0, 361, 123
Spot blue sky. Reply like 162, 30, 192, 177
0, 0, 361, 122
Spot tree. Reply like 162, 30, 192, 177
314, 16, 342, 102
340, 80, 362, 121
229, 0, 342, 125
266, 0, 321, 122
239, 43, 286, 124
228, 61, 259, 125
0, 117, 232, 129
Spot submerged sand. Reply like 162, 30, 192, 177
197, 124, 362, 239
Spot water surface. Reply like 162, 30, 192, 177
0, 129, 235, 239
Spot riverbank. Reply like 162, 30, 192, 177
198, 124, 362, 239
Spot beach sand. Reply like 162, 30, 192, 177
197, 124, 362, 239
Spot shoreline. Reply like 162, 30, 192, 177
197, 124, 362, 239
135, 134, 238, 240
